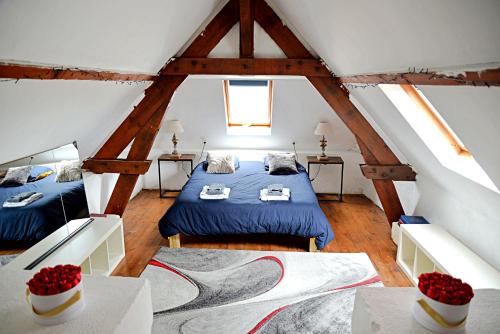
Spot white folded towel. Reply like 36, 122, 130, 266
200, 186, 231, 200
3, 192, 44, 208
260, 188, 290, 201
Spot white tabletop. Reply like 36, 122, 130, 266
352, 287, 500, 334
0, 269, 152, 334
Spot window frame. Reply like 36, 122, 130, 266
400, 84, 470, 157
223, 79, 273, 128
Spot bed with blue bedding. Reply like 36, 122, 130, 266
0, 173, 88, 243
159, 160, 334, 249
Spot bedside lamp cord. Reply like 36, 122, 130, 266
294, 141, 321, 182
197, 140, 207, 165
310, 165, 321, 182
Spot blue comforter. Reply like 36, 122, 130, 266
159, 161, 334, 249
0, 173, 88, 243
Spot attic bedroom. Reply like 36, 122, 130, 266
0, 0, 499, 333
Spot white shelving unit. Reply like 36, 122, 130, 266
5, 215, 125, 276
397, 224, 500, 288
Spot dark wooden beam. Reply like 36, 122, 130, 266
308, 77, 400, 164
360, 164, 417, 181
239, 0, 254, 58
100, 0, 239, 215
357, 138, 405, 224
161, 58, 331, 76
181, 0, 239, 58
0, 63, 156, 81
82, 159, 151, 175
254, 0, 311, 59
94, 0, 239, 161
105, 106, 165, 214
339, 68, 500, 87
255, 0, 404, 223
93, 75, 185, 160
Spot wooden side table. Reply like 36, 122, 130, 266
306, 156, 344, 201
157, 154, 195, 198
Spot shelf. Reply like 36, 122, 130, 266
5, 215, 125, 277
396, 224, 500, 288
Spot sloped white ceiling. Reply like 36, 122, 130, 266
270, 0, 500, 74
0, 0, 222, 163
0, 0, 220, 73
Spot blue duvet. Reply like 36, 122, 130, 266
0, 173, 88, 243
159, 161, 334, 249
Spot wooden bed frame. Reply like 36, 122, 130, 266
168, 234, 319, 252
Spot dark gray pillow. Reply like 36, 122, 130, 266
268, 153, 298, 175
0, 166, 32, 186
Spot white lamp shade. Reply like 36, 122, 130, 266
165, 120, 184, 134
314, 122, 331, 136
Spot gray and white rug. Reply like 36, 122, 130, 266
140, 248, 382, 334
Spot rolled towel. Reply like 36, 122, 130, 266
260, 188, 290, 201
6, 191, 37, 203
3, 192, 43, 208
200, 186, 230, 200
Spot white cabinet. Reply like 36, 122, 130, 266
396, 224, 500, 288
5, 215, 125, 276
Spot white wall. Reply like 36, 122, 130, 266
352, 86, 500, 270
146, 77, 374, 195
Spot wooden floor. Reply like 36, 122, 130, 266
112, 190, 411, 287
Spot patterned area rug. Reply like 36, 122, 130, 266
140, 248, 383, 333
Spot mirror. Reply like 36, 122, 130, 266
0, 142, 90, 260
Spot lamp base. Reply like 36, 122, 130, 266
316, 155, 329, 161
170, 151, 181, 158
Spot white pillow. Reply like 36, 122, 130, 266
206, 152, 235, 174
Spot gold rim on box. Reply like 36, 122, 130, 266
417, 298, 467, 329
26, 288, 82, 318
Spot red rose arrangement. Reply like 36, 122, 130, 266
27, 264, 82, 296
418, 272, 474, 305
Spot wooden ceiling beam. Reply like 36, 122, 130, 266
98, 0, 239, 215
339, 68, 500, 87
0, 63, 156, 81
254, 0, 311, 59
94, 0, 239, 161
82, 159, 151, 175
357, 138, 405, 223
255, 0, 404, 223
105, 106, 165, 214
161, 58, 331, 76
239, 0, 254, 58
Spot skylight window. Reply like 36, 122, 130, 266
380, 84, 498, 193
223, 80, 272, 135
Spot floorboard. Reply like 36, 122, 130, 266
113, 190, 411, 287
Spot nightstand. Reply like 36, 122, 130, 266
306, 156, 344, 201
157, 154, 195, 198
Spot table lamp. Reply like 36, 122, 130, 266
314, 122, 331, 160
165, 120, 184, 157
